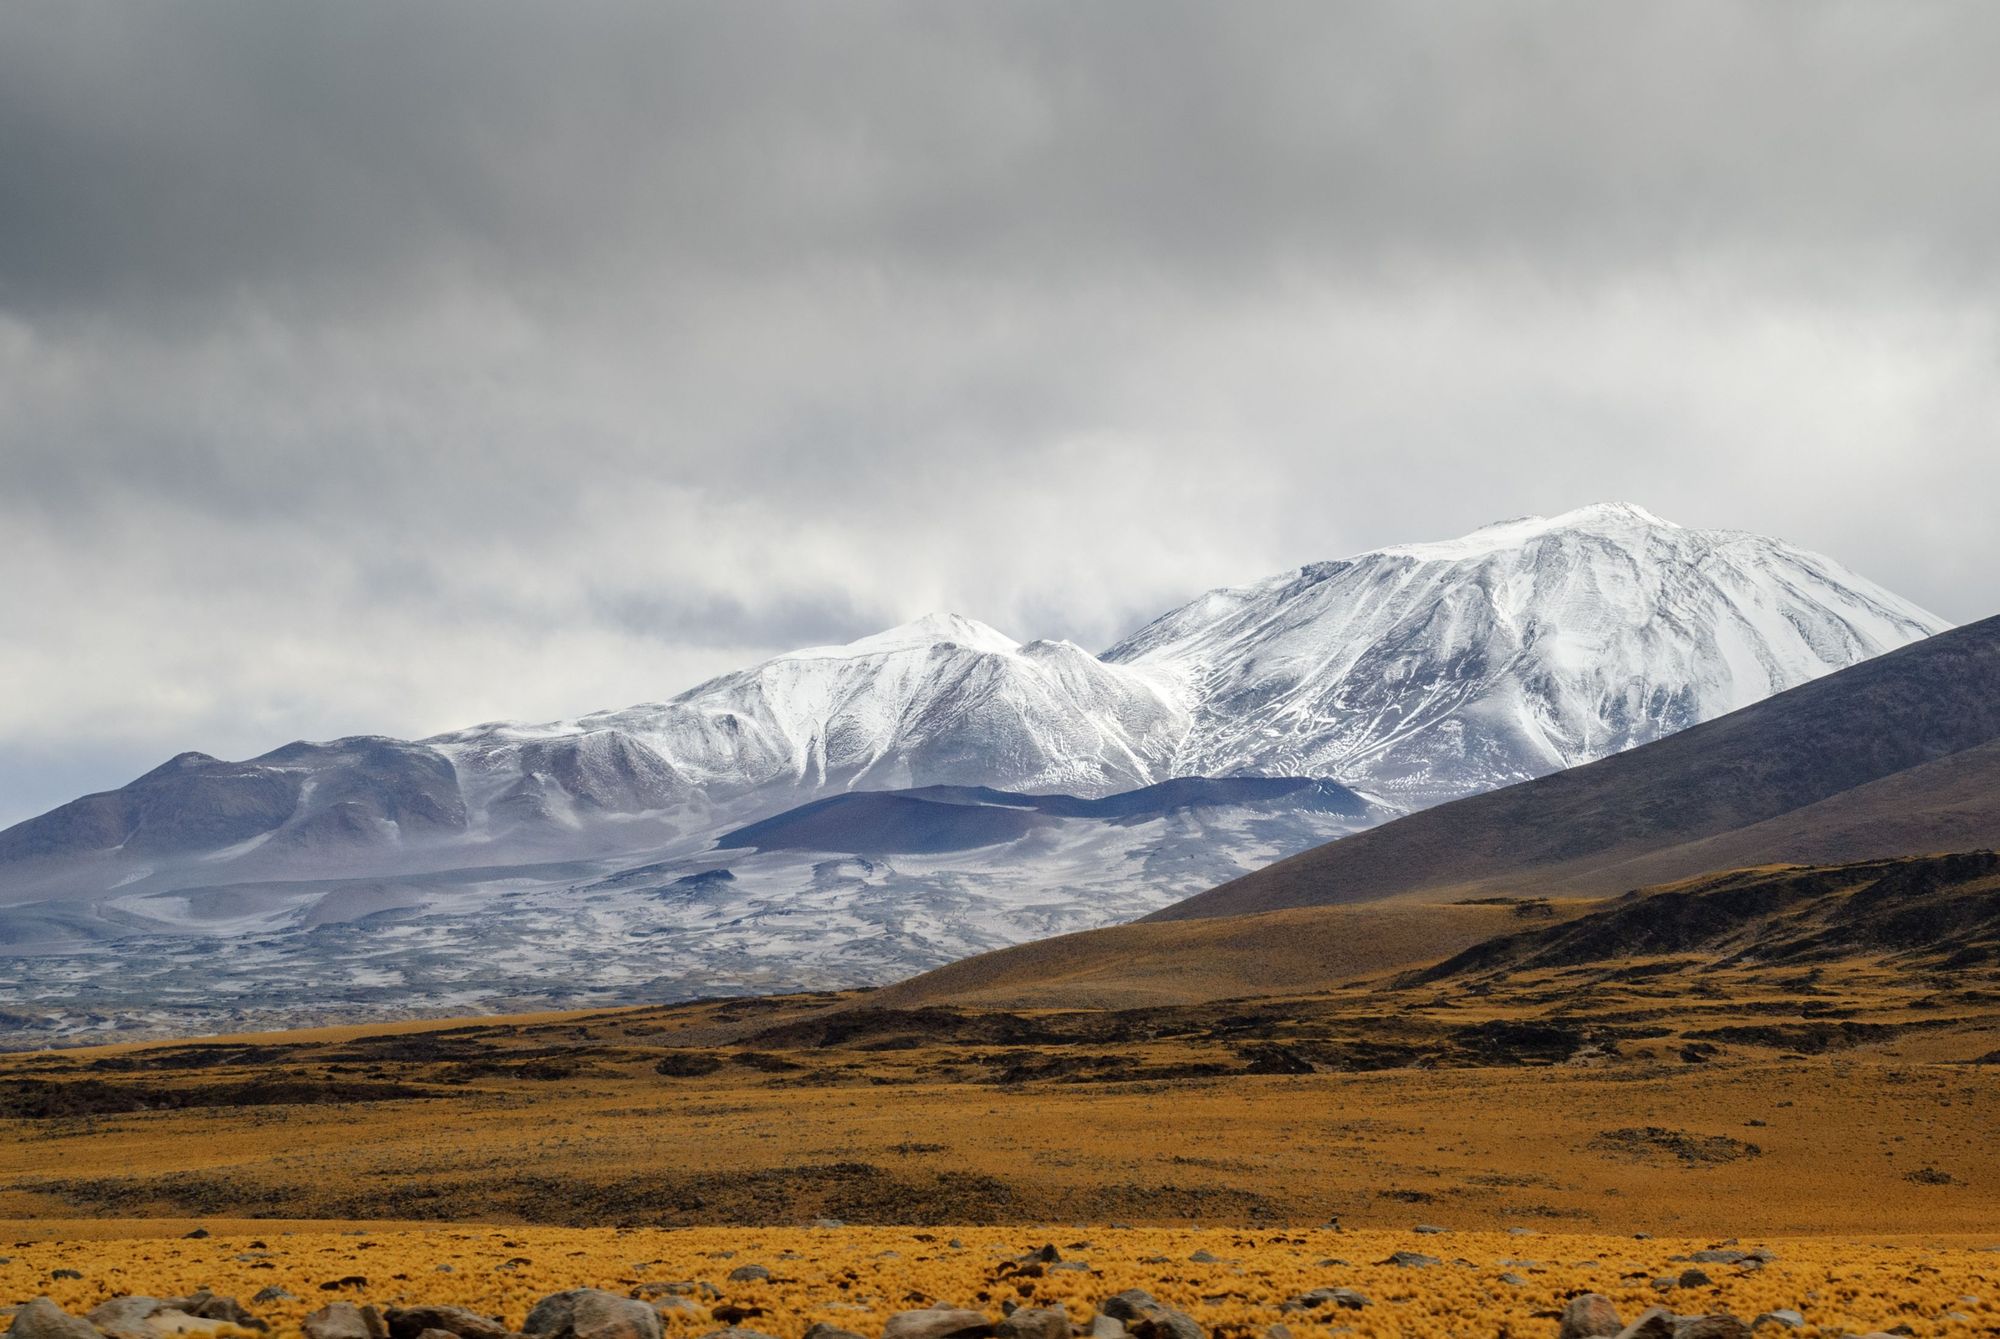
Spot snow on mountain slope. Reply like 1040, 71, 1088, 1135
0, 780, 1381, 1046
1106, 502, 1951, 805
429, 611, 1189, 825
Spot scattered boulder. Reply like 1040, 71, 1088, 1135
1383, 1252, 1441, 1269
87, 1298, 172, 1339
1558, 1294, 1623, 1339
385, 1306, 511, 1339
1610, 1309, 1677, 1339
1086, 1318, 1126, 1339
302, 1304, 388, 1339
251, 1291, 295, 1307
523, 1291, 662, 1339
881, 1310, 993, 1339
108, 1306, 236, 1338
1677, 1270, 1714, 1289
169, 1293, 262, 1331
801, 1326, 865, 1339
1748, 1313, 1802, 1332
995, 1309, 1070, 1339
7, 1299, 102, 1339
1412, 1225, 1448, 1235
726, 1266, 772, 1285
1097, 1296, 1157, 1325
1095, 1294, 1200, 1339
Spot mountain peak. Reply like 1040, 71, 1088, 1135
826, 612, 1021, 658
1373, 501, 1680, 563
1106, 507, 1949, 806
1550, 500, 1676, 527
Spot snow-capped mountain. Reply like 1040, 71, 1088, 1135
0, 503, 1954, 1042
429, 611, 1189, 829
0, 504, 1950, 896
1109, 502, 1949, 805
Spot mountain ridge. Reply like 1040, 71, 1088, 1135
1148, 611, 2000, 919
0, 503, 1946, 905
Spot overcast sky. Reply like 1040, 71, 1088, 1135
3, 2, 1997, 826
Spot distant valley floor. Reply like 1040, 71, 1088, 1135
3, 858, 1997, 1240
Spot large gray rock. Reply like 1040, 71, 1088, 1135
995, 1309, 1070, 1339
1092, 1296, 1199, 1339
385, 1307, 511, 1339
6, 1300, 100, 1339
80, 1297, 259, 1339
1748, 1313, 1804, 1331
523, 1292, 660, 1339
1559, 1295, 1623, 1339
1096, 1297, 1156, 1325
87, 1298, 170, 1339
881, 1311, 993, 1339
302, 1306, 388, 1339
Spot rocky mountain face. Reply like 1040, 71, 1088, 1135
1106, 502, 1948, 806
1153, 613, 2000, 921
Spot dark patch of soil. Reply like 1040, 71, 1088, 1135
0, 1076, 448, 1119
24, 1162, 1276, 1227
1589, 1126, 1762, 1166
1682, 1020, 1946, 1053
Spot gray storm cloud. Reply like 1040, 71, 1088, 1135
2, 1, 1997, 824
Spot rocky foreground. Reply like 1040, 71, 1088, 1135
0, 1227, 1991, 1339
0, 1281, 1955, 1339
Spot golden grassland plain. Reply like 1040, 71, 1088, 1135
3, 1223, 1999, 1339
3, 948, 1997, 1236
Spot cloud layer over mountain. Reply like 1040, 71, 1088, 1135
4, 2, 1997, 823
